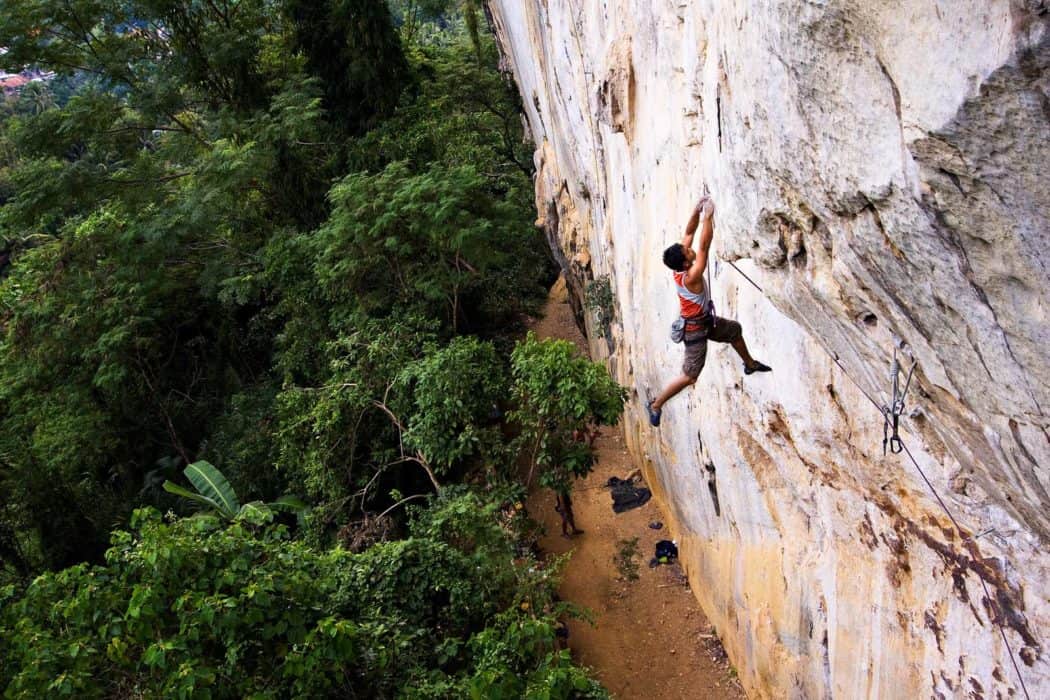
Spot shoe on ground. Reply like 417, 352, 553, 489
745, 360, 772, 375
646, 400, 661, 427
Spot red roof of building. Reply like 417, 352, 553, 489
0, 75, 30, 89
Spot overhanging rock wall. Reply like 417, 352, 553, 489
487, 2, 1049, 697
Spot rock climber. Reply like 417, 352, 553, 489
646, 196, 770, 427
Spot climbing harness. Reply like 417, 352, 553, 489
671, 313, 711, 344
722, 259, 1033, 700
881, 348, 916, 455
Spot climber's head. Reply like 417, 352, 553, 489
663, 243, 694, 271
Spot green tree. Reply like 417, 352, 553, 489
310, 160, 527, 330
0, 0, 414, 567
389, 0, 486, 59
0, 8, 617, 694
0, 205, 241, 568
398, 336, 507, 474
269, 317, 440, 510
0, 0, 555, 583
286, 0, 411, 136
350, 27, 535, 184
509, 334, 627, 494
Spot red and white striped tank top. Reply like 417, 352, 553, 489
673, 270, 708, 320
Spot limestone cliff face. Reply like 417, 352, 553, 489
487, 2, 1049, 697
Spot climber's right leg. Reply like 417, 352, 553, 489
653, 374, 698, 409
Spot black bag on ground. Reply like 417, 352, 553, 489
607, 476, 651, 513
655, 540, 678, 561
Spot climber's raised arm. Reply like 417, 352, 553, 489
684, 199, 715, 287
680, 199, 703, 250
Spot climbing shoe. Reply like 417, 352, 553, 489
646, 400, 662, 427
744, 361, 772, 375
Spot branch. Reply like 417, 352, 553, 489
136, 355, 191, 466
373, 395, 406, 434
352, 466, 386, 505
372, 399, 441, 491
103, 125, 189, 135
453, 252, 479, 274
287, 381, 359, 394
203, 0, 231, 27
377, 493, 429, 520
107, 171, 192, 186
164, 113, 210, 147
525, 429, 545, 489
414, 450, 441, 492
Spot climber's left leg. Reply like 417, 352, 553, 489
709, 318, 771, 374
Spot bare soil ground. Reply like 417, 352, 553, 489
526, 278, 746, 699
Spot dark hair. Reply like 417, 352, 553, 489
662, 243, 688, 271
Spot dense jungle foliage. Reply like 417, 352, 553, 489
0, 1, 625, 696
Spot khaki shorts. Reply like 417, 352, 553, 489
682, 317, 743, 379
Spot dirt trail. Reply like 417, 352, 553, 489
526, 278, 746, 699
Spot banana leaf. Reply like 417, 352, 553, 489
183, 461, 240, 518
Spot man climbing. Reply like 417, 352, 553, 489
646, 196, 770, 427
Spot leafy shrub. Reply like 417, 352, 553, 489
0, 492, 604, 698
1, 509, 378, 698
458, 611, 609, 700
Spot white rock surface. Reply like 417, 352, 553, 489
487, 1, 1049, 697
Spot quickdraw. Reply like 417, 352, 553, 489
882, 348, 916, 455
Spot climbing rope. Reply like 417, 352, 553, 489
897, 440, 1032, 700
723, 260, 1033, 700
725, 259, 764, 295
